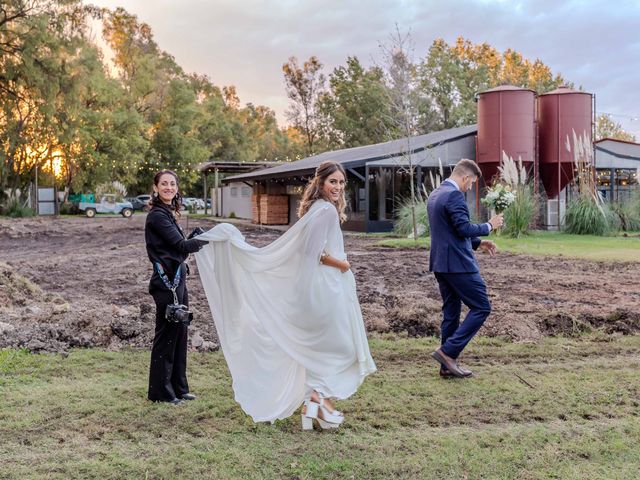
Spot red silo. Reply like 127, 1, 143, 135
538, 87, 594, 198
476, 85, 536, 185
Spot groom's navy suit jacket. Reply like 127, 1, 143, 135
427, 180, 490, 273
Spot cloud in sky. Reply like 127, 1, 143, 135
88, 0, 640, 136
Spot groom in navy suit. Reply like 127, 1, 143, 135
427, 159, 503, 378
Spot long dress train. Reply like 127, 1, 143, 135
194, 199, 376, 422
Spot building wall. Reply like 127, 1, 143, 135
212, 182, 253, 219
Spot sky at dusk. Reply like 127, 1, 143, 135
87, 0, 640, 138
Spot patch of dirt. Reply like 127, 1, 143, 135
0, 215, 639, 353
542, 309, 640, 337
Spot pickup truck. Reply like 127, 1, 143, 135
79, 194, 134, 218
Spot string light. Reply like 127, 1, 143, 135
597, 111, 640, 122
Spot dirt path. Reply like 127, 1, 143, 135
1, 215, 638, 352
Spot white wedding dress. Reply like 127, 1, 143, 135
194, 199, 376, 422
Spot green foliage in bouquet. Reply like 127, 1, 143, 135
483, 152, 535, 238
481, 183, 516, 214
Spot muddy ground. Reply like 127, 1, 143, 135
1, 214, 639, 353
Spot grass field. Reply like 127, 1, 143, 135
1, 335, 639, 479
375, 231, 640, 262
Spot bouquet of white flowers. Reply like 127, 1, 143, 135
482, 184, 516, 213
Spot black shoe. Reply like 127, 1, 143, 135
180, 393, 196, 401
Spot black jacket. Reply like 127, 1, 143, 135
145, 203, 203, 292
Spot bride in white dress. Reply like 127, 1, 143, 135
194, 161, 376, 429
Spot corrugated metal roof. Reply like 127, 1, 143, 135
199, 160, 280, 174
595, 138, 640, 168
368, 133, 477, 168
595, 137, 640, 148
226, 124, 478, 182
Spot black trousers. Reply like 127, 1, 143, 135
148, 281, 190, 401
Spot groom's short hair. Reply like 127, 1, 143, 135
452, 159, 482, 178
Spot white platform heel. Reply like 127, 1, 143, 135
300, 396, 344, 430
316, 397, 344, 428
301, 399, 319, 430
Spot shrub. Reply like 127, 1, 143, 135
564, 195, 611, 235
189, 202, 198, 214
1, 197, 35, 218
59, 202, 80, 215
610, 192, 640, 232
502, 185, 537, 238
394, 196, 429, 238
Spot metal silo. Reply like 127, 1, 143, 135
476, 85, 536, 185
538, 87, 594, 198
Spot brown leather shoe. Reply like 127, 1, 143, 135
440, 366, 473, 378
431, 349, 467, 378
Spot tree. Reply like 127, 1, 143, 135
101, 7, 208, 193
377, 27, 423, 241
282, 56, 326, 155
419, 37, 569, 129
1, 2, 300, 206
595, 114, 636, 142
0, 0, 95, 199
420, 38, 477, 129
318, 56, 398, 148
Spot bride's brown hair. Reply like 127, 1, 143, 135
297, 161, 347, 223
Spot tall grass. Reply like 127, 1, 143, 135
1, 197, 36, 217
564, 195, 611, 235
610, 191, 640, 232
563, 130, 612, 236
502, 185, 537, 238
394, 195, 429, 237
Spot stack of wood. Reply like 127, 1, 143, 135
252, 194, 289, 225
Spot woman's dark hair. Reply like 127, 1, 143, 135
150, 170, 183, 216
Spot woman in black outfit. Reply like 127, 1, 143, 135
145, 170, 206, 405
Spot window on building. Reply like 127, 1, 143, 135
597, 168, 639, 202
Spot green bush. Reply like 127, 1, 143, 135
1, 198, 36, 218
564, 195, 611, 235
610, 192, 640, 232
503, 185, 537, 238
394, 196, 429, 237
59, 202, 80, 215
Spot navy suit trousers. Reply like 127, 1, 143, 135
434, 272, 491, 359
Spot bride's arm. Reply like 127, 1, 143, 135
320, 251, 350, 273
